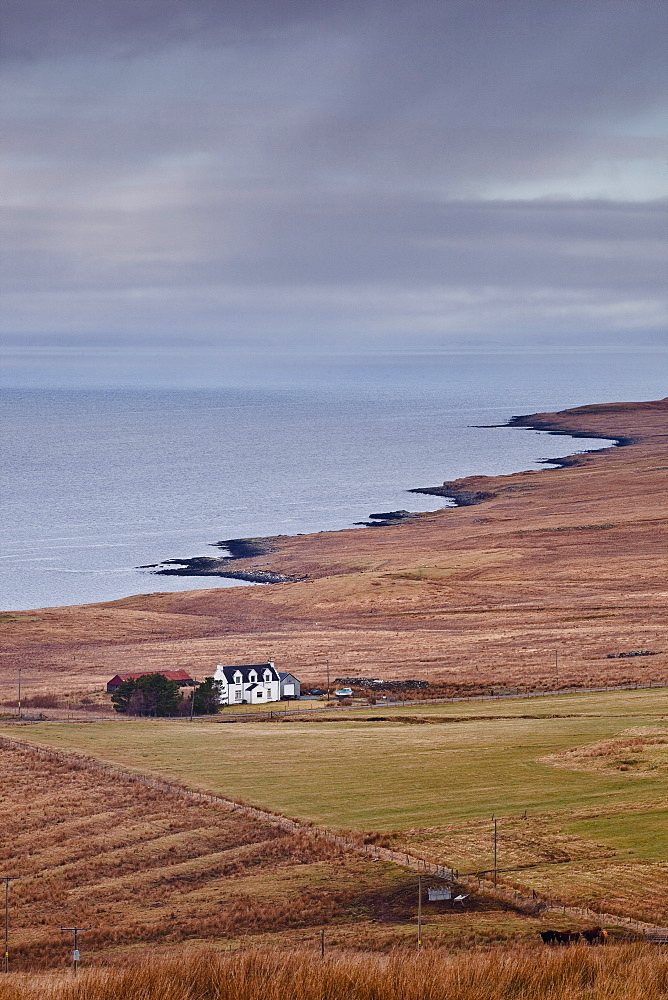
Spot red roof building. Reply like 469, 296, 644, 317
106, 670, 194, 693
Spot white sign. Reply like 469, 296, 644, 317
427, 888, 452, 901
73, 950, 80, 962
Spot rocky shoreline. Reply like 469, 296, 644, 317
138, 409, 622, 581
139, 552, 303, 585
353, 510, 424, 527
409, 411, 625, 506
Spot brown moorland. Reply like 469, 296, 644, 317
0, 744, 575, 971
1, 398, 666, 703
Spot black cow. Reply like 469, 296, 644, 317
540, 929, 581, 945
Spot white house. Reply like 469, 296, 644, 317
213, 662, 281, 705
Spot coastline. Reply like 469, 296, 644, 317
408, 408, 628, 507
142, 407, 621, 578
1, 396, 666, 702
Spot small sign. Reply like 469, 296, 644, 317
427, 888, 452, 901
73, 950, 80, 962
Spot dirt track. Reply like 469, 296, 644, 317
2, 398, 666, 700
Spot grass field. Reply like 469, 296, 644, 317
2, 945, 667, 1000
5, 687, 668, 923
7, 689, 667, 827
1, 744, 591, 971
0, 745, 425, 969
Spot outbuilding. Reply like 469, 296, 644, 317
106, 669, 194, 694
278, 671, 301, 700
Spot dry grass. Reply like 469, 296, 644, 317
6, 743, 631, 975
1, 945, 668, 1000
541, 727, 668, 775
1, 399, 666, 706
6, 687, 668, 925
5, 745, 576, 972
2, 746, 438, 969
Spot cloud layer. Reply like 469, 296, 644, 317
1, 0, 666, 349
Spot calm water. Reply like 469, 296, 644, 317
1, 348, 663, 610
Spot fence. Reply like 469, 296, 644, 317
1, 734, 663, 934
0, 734, 454, 878
213, 680, 668, 723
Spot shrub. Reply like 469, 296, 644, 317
111, 674, 182, 716
193, 677, 223, 715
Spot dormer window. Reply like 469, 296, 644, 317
249, 671, 257, 683
234, 672, 242, 684
264, 672, 272, 682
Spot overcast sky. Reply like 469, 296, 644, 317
1, 0, 666, 362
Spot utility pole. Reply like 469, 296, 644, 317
16, 670, 21, 720
2, 876, 20, 973
417, 874, 422, 950
320, 928, 325, 958
61, 926, 90, 975
493, 818, 498, 887
326, 660, 330, 702
555, 650, 558, 685
190, 677, 196, 721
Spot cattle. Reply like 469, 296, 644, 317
540, 929, 581, 945
582, 926, 608, 945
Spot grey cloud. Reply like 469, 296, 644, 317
1, 0, 666, 347
2, 196, 663, 293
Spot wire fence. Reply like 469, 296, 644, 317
2, 733, 664, 935
213, 680, 668, 723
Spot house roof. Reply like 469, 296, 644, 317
278, 672, 300, 683
108, 669, 193, 685
216, 663, 279, 684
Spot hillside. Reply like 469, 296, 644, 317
1, 398, 666, 703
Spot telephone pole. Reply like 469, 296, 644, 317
190, 677, 197, 721
417, 874, 422, 950
493, 818, 498, 887
2, 876, 20, 973
16, 669, 21, 720
61, 926, 90, 975
326, 660, 330, 702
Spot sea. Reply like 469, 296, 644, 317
1, 345, 664, 611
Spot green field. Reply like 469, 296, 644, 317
4, 688, 667, 828
4, 688, 668, 921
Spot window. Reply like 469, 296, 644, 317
257, 691, 263, 698
234, 689, 242, 702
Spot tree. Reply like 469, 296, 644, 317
191, 677, 222, 715
111, 673, 183, 716
111, 678, 138, 714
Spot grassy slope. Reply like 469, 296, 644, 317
1, 399, 666, 702
0, 745, 442, 970
7, 689, 666, 828
5, 687, 668, 922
